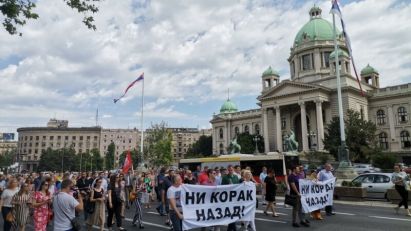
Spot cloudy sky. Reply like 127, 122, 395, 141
0, 0, 410, 135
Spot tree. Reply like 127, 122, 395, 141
0, 0, 100, 36
0, 149, 16, 167
38, 147, 77, 172
372, 153, 397, 172
235, 132, 264, 154
323, 109, 378, 163
105, 142, 115, 170
119, 149, 139, 170
145, 122, 172, 167
186, 135, 213, 158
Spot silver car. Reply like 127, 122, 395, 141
351, 173, 394, 199
353, 164, 381, 174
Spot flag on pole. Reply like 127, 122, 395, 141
330, 0, 364, 96
114, 73, 144, 103
122, 150, 133, 173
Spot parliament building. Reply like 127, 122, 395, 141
210, 6, 411, 164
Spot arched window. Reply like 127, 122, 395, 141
219, 143, 224, 155
234, 127, 240, 135
219, 128, 224, 139
398, 107, 408, 123
244, 125, 249, 134
378, 132, 388, 150
400, 131, 410, 148
376, 110, 386, 125
255, 124, 260, 135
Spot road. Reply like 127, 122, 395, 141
4, 199, 411, 231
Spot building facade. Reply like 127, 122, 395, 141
17, 119, 141, 171
211, 6, 411, 163
169, 128, 201, 164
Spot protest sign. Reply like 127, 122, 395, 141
299, 177, 336, 213
180, 182, 256, 230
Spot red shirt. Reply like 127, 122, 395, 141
198, 172, 209, 185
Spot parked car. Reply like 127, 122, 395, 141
353, 164, 381, 174
351, 173, 394, 199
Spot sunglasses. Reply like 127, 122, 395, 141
44, 184, 49, 186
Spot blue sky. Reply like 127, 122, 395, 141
0, 0, 410, 136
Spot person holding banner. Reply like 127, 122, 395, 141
308, 170, 323, 220
200, 169, 220, 231
317, 163, 335, 216
241, 170, 256, 231
222, 165, 240, 231
263, 169, 279, 217
167, 175, 183, 231
288, 166, 310, 228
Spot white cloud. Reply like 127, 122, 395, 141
0, 0, 410, 131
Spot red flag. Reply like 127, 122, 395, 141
122, 150, 133, 173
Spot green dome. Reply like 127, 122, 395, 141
262, 66, 280, 77
329, 49, 349, 59
361, 64, 378, 75
294, 6, 339, 46
220, 99, 238, 114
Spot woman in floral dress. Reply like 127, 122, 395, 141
32, 181, 52, 231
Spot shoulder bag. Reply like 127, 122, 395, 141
284, 194, 298, 207
56, 194, 82, 231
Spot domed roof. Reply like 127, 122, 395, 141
361, 64, 378, 75
329, 49, 349, 59
294, 6, 339, 47
262, 66, 280, 77
220, 99, 238, 114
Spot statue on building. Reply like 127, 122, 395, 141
285, 130, 299, 153
229, 137, 241, 154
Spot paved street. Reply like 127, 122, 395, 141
5, 198, 410, 231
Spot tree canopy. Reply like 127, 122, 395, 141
0, 148, 15, 167
323, 109, 379, 163
186, 135, 213, 158
0, 0, 100, 36
144, 122, 173, 167
236, 132, 264, 154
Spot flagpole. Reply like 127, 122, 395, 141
139, 75, 145, 169
332, 6, 351, 169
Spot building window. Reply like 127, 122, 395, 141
57, 136, 61, 140
72, 136, 76, 140
36, 136, 39, 140
80, 136, 83, 141
244, 125, 249, 134
378, 132, 388, 150
400, 131, 410, 148
42, 136, 46, 140
87, 136, 90, 141
376, 110, 386, 125
254, 124, 260, 135
234, 127, 240, 136
30, 136, 33, 141
398, 107, 408, 123
281, 117, 286, 130
219, 143, 224, 155
302, 54, 312, 70
323, 51, 331, 68
65, 136, 69, 140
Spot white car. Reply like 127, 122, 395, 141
351, 173, 394, 199
353, 164, 381, 174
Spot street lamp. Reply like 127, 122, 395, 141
253, 135, 260, 154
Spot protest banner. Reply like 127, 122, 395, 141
299, 177, 336, 213
180, 182, 256, 230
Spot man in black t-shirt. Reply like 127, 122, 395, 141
161, 169, 174, 227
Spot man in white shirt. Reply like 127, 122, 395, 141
53, 179, 84, 231
259, 167, 268, 205
317, 163, 335, 216
167, 175, 183, 231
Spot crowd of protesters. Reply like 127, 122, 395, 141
0, 162, 410, 230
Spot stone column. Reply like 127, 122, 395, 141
387, 105, 396, 141
263, 108, 270, 153
299, 101, 309, 152
275, 106, 282, 152
315, 100, 324, 151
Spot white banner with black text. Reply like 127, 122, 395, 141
180, 182, 256, 230
299, 177, 336, 213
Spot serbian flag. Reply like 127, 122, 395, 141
330, 0, 364, 96
122, 150, 133, 173
114, 73, 144, 103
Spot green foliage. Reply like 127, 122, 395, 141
0, 148, 16, 167
119, 149, 139, 169
0, 0, 100, 36
186, 135, 212, 158
341, 180, 361, 187
145, 122, 173, 167
323, 109, 378, 163
372, 153, 397, 172
236, 132, 264, 154
105, 142, 115, 170
305, 151, 332, 167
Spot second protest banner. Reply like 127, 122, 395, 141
299, 177, 336, 213
180, 182, 256, 230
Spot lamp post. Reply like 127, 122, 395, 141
253, 135, 260, 154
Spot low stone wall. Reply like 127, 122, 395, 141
387, 188, 411, 204
334, 186, 367, 201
